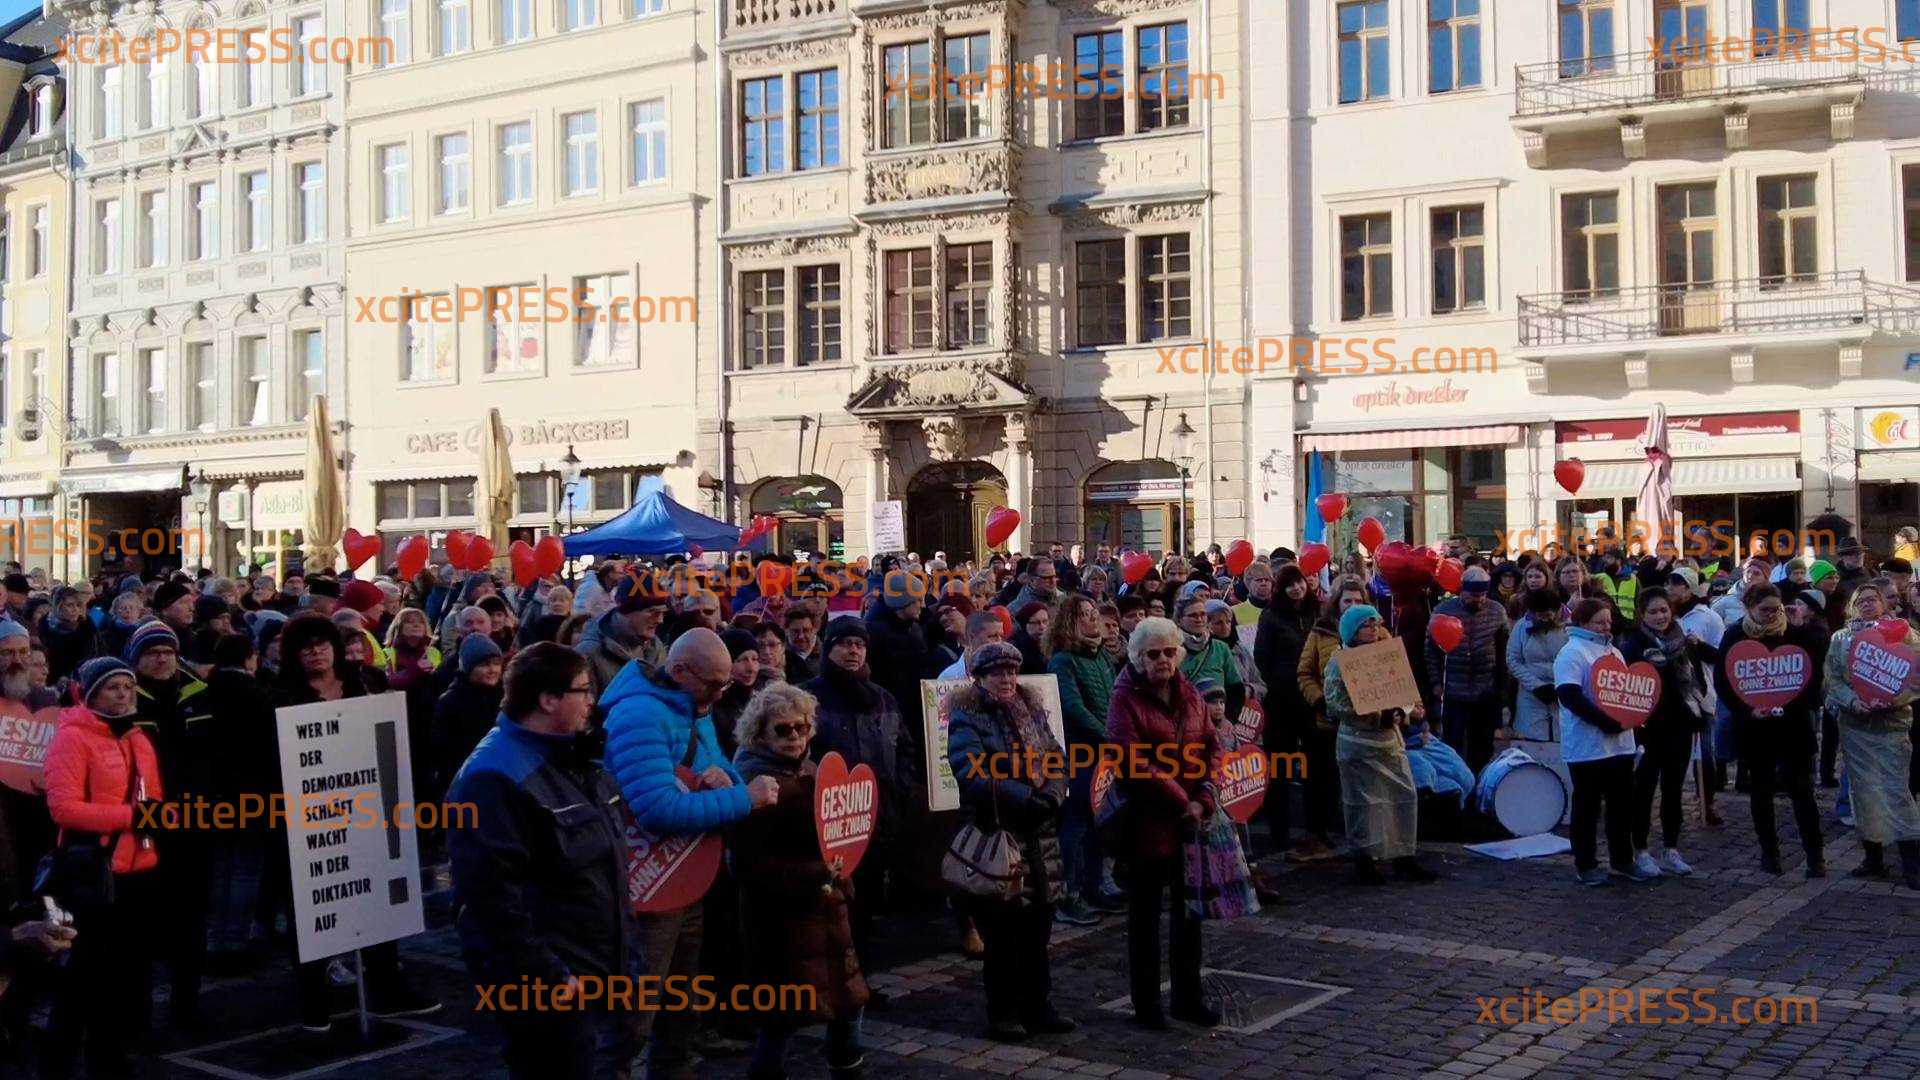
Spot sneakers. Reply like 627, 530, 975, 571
1660, 849, 1692, 876
1577, 867, 1610, 887
1630, 851, 1663, 880
1054, 897, 1100, 927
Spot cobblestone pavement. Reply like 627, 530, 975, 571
76, 779, 1920, 1079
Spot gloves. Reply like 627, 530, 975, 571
1531, 686, 1556, 704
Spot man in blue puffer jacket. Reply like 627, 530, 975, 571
601, 628, 779, 1079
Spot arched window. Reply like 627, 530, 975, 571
1083, 459, 1191, 556
751, 476, 844, 558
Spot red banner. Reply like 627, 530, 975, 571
1589, 654, 1661, 729
812, 752, 878, 874
1556, 411, 1799, 443
1724, 640, 1812, 713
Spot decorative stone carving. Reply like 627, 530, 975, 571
1620, 117, 1646, 160
729, 35, 849, 69
1056, 0, 1182, 18
727, 234, 851, 264
1723, 108, 1750, 150
1830, 95, 1859, 140
1838, 342, 1864, 379
1057, 200, 1201, 232
1623, 354, 1650, 390
1519, 130, 1546, 169
866, 209, 1011, 238
1730, 348, 1755, 384
864, 1, 1006, 32
859, 419, 889, 453
290, 252, 324, 270
921, 415, 969, 462
237, 261, 268, 279
866, 145, 1011, 204
136, 276, 167, 294
185, 269, 216, 286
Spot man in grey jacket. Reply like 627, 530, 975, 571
1424, 566, 1510, 775
575, 575, 667, 699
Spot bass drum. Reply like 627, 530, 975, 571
1475, 747, 1569, 838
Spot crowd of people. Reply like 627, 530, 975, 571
0, 520, 1913, 1079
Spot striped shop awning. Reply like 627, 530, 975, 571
1550, 456, 1802, 498
1300, 424, 1523, 453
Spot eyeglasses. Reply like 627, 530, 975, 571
771, 722, 814, 738
561, 686, 593, 698
1142, 647, 1179, 660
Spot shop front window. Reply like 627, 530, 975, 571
1327, 446, 1509, 551
750, 476, 845, 559
1083, 460, 1191, 556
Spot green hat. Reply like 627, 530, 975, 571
1807, 560, 1836, 583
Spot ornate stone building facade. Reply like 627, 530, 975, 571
709, 0, 1245, 562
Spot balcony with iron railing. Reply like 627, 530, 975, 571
1518, 270, 1920, 350
728, 0, 841, 34
1512, 31, 1871, 163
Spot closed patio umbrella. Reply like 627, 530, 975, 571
477, 407, 514, 568
302, 395, 346, 570
1636, 404, 1674, 556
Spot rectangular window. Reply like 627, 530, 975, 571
1339, 213, 1392, 320
796, 70, 840, 170
440, 0, 472, 55
574, 272, 635, 366
139, 59, 167, 130
498, 122, 533, 205
1904, 165, 1920, 282
380, 0, 412, 65
189, 58, 214, 118
883, 248, 936, 354
487, 284, 542, 374
190, 182, 217, 260
138, 348, 166, 433
798, 265, 841, 366
239, 337, 270, 425
407, 295, 456, 382
295, 162, 324, 244
1558, 0, 1615, 77
565, 0, 597, 31
1560, 191, 1619, 298
564, 112, 599, 196
30, 84, 53, 137
24, 350, 44, 426
293, 330, 325, 419
883, 42, 934, 148
499, 0, 532, 43
1757, 174, 1817, 285
1903, 0, 1920, 42
741, 76, 785, 177
944, 32, 991, 140
244, 171, 270, 251
633, 0, 664, 14
1073, 31, 1124, 140
739, 269, 786, 369
945, 242, 992, 347
438, 133, 470, 212
28, 205, 47, 278
1337, 1, 1390, 104
379, 144, 410, 223
97, 65, 122, 139
1429, 0, 1482, 92
1431, 205, 1485, 313
1138, 23, 1189, 130
518, 476, 550, 515
1656, 181, 1716, 287
1752, 0, 1811, 56
1075, 239, 1126, 347
241, 30, 269, 106
294, 16, 322, 96
94, 353, 120, 436
139, 190, 168, 269
187, 342, 214, 431
630, 100, 667, 185
95, 198, 121, 274
1140, 234, 1192, 340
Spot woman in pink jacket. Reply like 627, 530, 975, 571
42, 656, 164, 1078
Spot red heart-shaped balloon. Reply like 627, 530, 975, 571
1224, 539, 1255, 576
1429, 612, 1465, 653
444, 530, 470, 568
757, 559, 792, 599
1555, 458, 1586, 496
1356, 516, 1386, 553
813, 751, 879, 873
1589, 654, 1662, 729
1435, 558, 1465, 594
1297, 543, 1331, 576
533, 535, 565, 578
1724, 639, 1812, 712
1878, 618, 1911, 646
984, 506, 1021, 550
395, 535, 430, 581
510, 540, 538, 589
1120, 551, 1154, 585
465, 536, 495, 572
341, 528, 382, 572
1316, 493, 1349, 524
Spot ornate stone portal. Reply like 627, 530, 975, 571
922, 415, 969, 462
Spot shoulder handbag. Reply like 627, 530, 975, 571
34, 742, 141, 913
942, 774, 1027, 904
1183, 808, 1260, 921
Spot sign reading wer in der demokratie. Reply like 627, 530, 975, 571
276, 694, 424, 964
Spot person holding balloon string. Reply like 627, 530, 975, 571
1821, 583, 1920, 887
1323, 604, 1439, 886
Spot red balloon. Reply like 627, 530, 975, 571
341, 528, 381, 572
1224, 540, 1255, 576
395, 536, 429, 581
1120, 551, 1154, 585
1297, 543, 1331, 576
1436, 558, 1465, 594
757, 559, 792, 599
1555, 458, 1587, 496
984, 506, 1021, 550
510, 540, 538, 588
1316, 493, 1349, 524
444, 530, 470, 568
1376, 542, 1435, 595
533, 535, 566, 578
1878, 618, 1911, 646
1356, 516, 1386, 553
1430, 613, 1465, 653
687, 543, 704, 559
465, 536, 495, 572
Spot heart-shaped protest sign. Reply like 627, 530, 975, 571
1848, 632, 1918, 709
1214, 746, 1269, 825
1588, 654, 1661, 730
0, 703, 61, 794
1724, 639, 1812, 713
813, 751, 878, 874
625, 766, 724, 913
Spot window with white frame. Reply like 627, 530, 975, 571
1560, 190, 1619, 299
487, 284, 542, 374
30, 84, 53, 138
1337, 0, 1390, 104
1557, 0, 1615, 77
1757, 174, 1817, 286
406, 294, 456, 382
498, 122, 533, 206
882, 249, 935, 353
880, 42, 931, 148
241, 30, 269, 106
1071, 31, 1123, 140
28, 206, 47, 278
574, 271, 634, 366
139, 190, 168, 269
1140, 233, 1191, 339
239, 336, 271, 425
294, 15, 323, 96
798, 265, 842, 365
295, 162, 324, 244
293, 330, 325, 419
1339, 212, 1392, 319
243, 171, 270, 251
378, 143, 410, 223
93, 353, 120, 436
630, 100, 667, 184
1431, 205, 1485, 313
564, 112, 599, 196
942, 32, 991, 140
1428, 0, 1481, 92
740, 77, 784, 176
499, 0, 532, 43
96, 65, 123, 139
1136, 23, 1188, 130
632, 0, 664, 14
190, 182, 217, 261
440, 0, 472, 56
138, 58, 167, 130
380, 0, 412, 64
796, 70, 839, 170
739, 269, 785, 368
187, 342, 215, 431
188, 54, 216, 118
946, 242, 992, 347
1074, 239, 1125, 347
882, 32, 994, 148
438, 133, 471, 213
138, 347, 166, 433
25, 350, 44, 427
565, 0, 597, 32
95, 198, 121, 274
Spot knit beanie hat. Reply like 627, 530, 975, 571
820, 617, 869, 651
719, 627, 760, 661
0, 620, 27, 646
968, 641, 1023, 676
194, 594, 231, 624
1668, 566, 1701, 593
74, 656, 134, 710
882, 569, 927, 611
153, 580, 192, 614
123, 620, 180, 665
458, 632, 503, 673
1807, 560, 1836, 583
306, 576, 343, 599
1338, 604, 1383, 647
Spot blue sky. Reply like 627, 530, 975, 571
2, 1, 42, 32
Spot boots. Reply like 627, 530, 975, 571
1853, 841, 1891, 879
1351, 854, 1386, 886
1900, 841, 1920, 890
1391, 856, 1438, 883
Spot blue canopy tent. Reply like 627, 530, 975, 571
563, 477, 743, 556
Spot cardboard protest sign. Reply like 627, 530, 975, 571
0, 703, 61, 794
1589, 654, 1660, 729
813, 752, 878, 873
1848, 633, 1918, 709
1724, 640, 1812, 713
919, 675, 1065, 811
625, 765, 724, 913
1214, 746, 1268, 824
1334, 637, 1421, 715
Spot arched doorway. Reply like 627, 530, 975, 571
750, 476, 846, 559
1084, 459, 1191, 556
907, 461, 1007, 563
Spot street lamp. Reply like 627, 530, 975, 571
1170, 412, 1196, 557
188, 469, 212, 573
559, 444, 583, 585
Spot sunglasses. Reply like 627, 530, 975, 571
772, 722, 813, 738
1143, 647, 1179, 660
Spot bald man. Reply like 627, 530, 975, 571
600, 626, 776, 1078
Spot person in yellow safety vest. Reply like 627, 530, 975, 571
1599, 572, 1638, 622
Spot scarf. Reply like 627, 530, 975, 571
1180, 625, 1211, 656
1743, 608, 1788, 640
1641, 618, 1705, 712
990, 685, 1066, 799
822, 657, 877, 710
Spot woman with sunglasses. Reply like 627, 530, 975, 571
731, 684, 868, 1079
